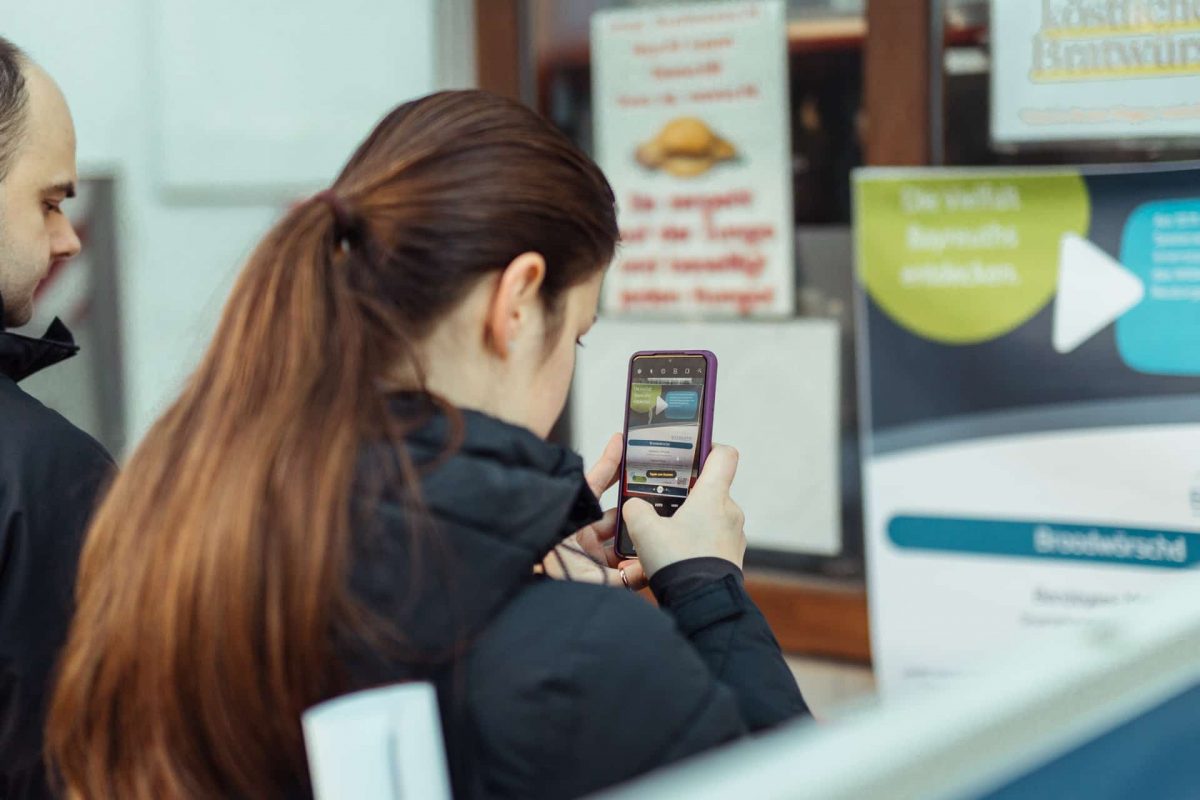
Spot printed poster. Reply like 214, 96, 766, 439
591, 0, 794, 316
855, 163, 1200, 695
993, 0, 1200, 142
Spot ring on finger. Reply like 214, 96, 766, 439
619, 567, 633, 591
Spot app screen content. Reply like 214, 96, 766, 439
618, 355, 707, 554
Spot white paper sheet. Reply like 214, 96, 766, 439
303, 682, 450, 800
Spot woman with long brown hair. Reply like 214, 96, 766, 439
47, 90, 807, 799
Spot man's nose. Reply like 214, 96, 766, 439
53, 215, 82, 261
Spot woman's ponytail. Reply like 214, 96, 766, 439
47, 89, 619, 799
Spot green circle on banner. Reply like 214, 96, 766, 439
856, 173, 1090, 345
629, 383, 662, 414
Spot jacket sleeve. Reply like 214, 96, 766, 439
547, 584, 808, 798
649, 558, 811, 730
465, 577, 811, 799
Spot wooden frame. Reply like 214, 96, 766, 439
744, 573, 870, 663
475, 0, 522, 101
864, 0, 935, 166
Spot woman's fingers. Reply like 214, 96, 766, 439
574, 509, 618, 564
621, 497, 658, 532
541, 542, 602, 581
691, 444, 739, 495
616, 559, 647, 591
620, 444, 747, 578
540, 548, 647, 592
585, 433, 624, 499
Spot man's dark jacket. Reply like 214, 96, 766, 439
0, 318, 113, 799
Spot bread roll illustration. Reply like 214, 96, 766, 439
636, 117, 737, 178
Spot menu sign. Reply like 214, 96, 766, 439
591, 1, 794, 317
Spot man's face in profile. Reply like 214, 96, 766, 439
0, 64, 81, 329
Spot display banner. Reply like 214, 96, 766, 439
993, 0, 1200, 143
591, 0, 794, 317
854, 163, 1200, 695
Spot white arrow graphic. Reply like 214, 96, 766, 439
648, 395, 669, 423
1052, 233, 1145, 354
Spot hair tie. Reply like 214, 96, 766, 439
313, 189, 361, 245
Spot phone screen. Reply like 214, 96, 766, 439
617, 354, 708, 556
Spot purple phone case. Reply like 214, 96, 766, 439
615, 349, 718, 559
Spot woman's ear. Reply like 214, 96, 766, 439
486, 252, 547, 358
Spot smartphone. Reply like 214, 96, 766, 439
615, 350, 717, 559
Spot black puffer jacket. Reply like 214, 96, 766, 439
0, 320, 114, 800
337, 398, 810, 799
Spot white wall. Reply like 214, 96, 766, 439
5, 0, 475, 449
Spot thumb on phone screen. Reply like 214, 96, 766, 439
622, 497, 659, 530
622, 445, 746, 578
691, 445, 738, 495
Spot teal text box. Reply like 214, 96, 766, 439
889, 515, 1200, 569
1117, 199, 1200, 376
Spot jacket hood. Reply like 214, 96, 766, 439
344, 396, 604, 675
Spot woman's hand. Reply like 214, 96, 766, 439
541, 433, 647, 590
621, 444, 746, 579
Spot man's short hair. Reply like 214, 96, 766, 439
0, 36, 29, 182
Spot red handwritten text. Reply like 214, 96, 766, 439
653, 61, 722, 80
707, 223, 774, 246
660, 225, 691, 242
621, 289, 681, 308
672, 253, 766, 278
670, 189, 753, 213
693, 287, 776, 314
622, 258, 659, 273
629, 193, 657, 213
690, 84, 759, 102
621, 226, 651, 244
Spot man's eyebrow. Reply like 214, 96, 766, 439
42, 181, 76, 199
